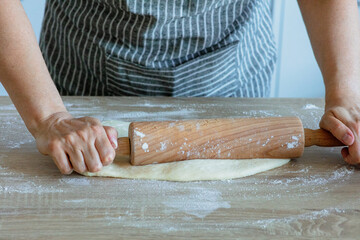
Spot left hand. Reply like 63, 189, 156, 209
320, 96, 360, 165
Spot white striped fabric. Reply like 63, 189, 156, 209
39, 0, 276, 97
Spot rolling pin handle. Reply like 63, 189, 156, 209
116, 137, 131, 157
304, 128, 344, 147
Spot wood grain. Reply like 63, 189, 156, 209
129, 117, 304, 165
304, 128, 344, 147
1, 97, 359, 239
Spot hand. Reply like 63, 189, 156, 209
33, 111, 118, 174
320, 97, 360, 165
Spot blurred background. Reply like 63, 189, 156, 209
0, 0, 344, 97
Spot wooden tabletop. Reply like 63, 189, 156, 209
1, 96, 359, 239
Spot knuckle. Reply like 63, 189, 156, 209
90, 124, 103, 135
106, 126, 117, 134
60, 166, 73, 175
102, 155, 114, 165
48, 140, 61, 152
103, 148, 115, 162
83, 116, 101, 125
109, 128, 118, 137
64, 134, 76, 144
91, 118, 102, 125
89, 163, 102, 172
74, 166, 87, 174
329, 122, 342, 133
75, 129, 88, 141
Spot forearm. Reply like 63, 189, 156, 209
0, 0, 67, 136
298, 0, 360, 102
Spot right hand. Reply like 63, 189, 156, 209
33, 111, 118, 174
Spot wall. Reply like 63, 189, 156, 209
271, 0, 324, 98
0, 0, 330, 97
0, 0, 46, 96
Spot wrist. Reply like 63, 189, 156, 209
324, 75, 360, 106
28, 108, 72, 138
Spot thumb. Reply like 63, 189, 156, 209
319, 114, 354, 146
103, 126, 118, 149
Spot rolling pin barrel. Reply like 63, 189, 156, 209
128, 117, 305, 165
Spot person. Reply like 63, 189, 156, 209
1, 0, 360, 174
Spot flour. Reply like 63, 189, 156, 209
64, 102, 75, 108
261, 166, 354, 186
303, 104, 321, 110
160, 142, 167, 151
162, 187, 231, 218
141, 143, 149, 152
134, 130, 146, 138
0, 116, 34, 150
253, 208, 345, 229
0, 180, 64, 194
1, 99, 354, 237
59, 177, 92, 186
242, 110, 282, 117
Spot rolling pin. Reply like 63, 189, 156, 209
116, 117, 344, 166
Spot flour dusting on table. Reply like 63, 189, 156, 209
162, 187, 231, 218
303, 104, 320, 110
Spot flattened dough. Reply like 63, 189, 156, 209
82, 121, 290, 181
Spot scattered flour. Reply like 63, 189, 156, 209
160, 142, 167, 151
59, 177, 92, 186
64, 102, 75, 108
253, 208, 345, 229
263, 166, 354, 186
142, 143, 149, 152
286, 135, 301, 149
0, 180, 64, 194
303, 104, 321, 110
162, 187, 231, 218
134, 130, 146, 138
0, 99, 354, 236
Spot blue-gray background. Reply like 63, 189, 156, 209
0, 0, 345, 98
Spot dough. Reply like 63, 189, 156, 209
82, 121, 290, 181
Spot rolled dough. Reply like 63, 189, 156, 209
81, 121, 290, 181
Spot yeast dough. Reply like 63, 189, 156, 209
82, 121, 290, 181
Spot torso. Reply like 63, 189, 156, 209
40, 0, 276, 97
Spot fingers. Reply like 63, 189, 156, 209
342, 142, 360, 165
95, 136, 116, 167
36, 115, 116, 174
320, 109, 360, 165
66, 148, 87, 173
82, 143, 103, 172
103, 126, 118, 149
51, 148, 73, 175
320, 113, 354, 146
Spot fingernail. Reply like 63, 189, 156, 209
111, 137, 118, 149
342, 134, 353, 145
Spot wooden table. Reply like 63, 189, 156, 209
1, 97, 359, 239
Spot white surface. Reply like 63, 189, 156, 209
0, 1, 330, 97
83, 121, 290, 181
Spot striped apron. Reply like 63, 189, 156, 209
39, 0, 276, 97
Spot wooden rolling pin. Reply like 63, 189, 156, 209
116, 117, 344, 166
